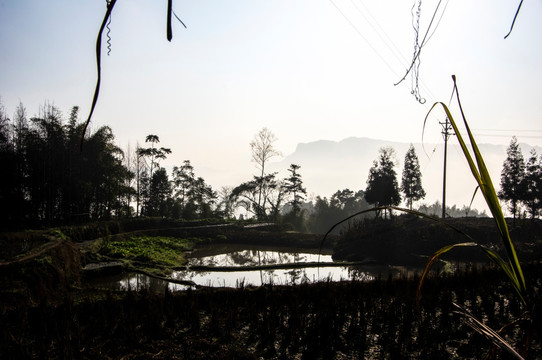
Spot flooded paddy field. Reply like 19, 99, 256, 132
3, 262, 541, 359
87, 245, 415, 291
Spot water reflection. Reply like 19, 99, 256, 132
168, 265, 373, 290
88, 246, 406, 292
186, 245, 333, 267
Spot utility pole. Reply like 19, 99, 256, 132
440, 117, 453, 219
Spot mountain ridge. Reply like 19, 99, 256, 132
268, 136, 541, 213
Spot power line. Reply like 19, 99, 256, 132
472, 128, 542, 133
473, 134, 542, 139
352, 0, 409, 67
327, 0, 403, 80
327, 0, 445, 107
326, 0, 452, 130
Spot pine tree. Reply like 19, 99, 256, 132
284, 164, 307, 216
401, 144, 426, 210
498, 137, 526, 219
522, 149, 541, 219
365, 147, 401, 218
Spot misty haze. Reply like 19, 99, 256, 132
1, 1, 541, 359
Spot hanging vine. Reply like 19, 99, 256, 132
81, 0, 187, 150
395, 0, 448, 104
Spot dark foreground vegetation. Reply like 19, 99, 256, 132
334, 215, 542, 265
1, 264, 541, 359
1, 217, 541, 359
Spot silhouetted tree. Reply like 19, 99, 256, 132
307, 196, 339, 234
284, 164, 307, 216
137, 134, 171, 180
250, 128, 281, 219
85, 125, 130, 219
305, 189, 368, 234
171, 160, 217, 219
331, 189, 368, 214
172, 160, 195, 216
231, 173, 280, 220
0, 99, 21, 227
522, 149, 541, 219
145, 167, 172, 217
417, 201, 487, 218
192, 176, 218, 219
0, 101, 136, 227
137, 135, 171, 216
24, 104, 67, 224
498, 137, 525, 219
120, 143, 137, 217
401, 144, 426, 210
365, 147, 401, 219
216, 186, 235, 219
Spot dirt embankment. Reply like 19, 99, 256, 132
0, 221, 333, 307
1, 216, 539, 306
0, 236, 81, 307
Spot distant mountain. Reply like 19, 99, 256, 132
268, 137, 541, 214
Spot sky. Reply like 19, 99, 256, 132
1, 0, 542, 210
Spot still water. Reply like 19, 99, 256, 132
89, 245, 408, 292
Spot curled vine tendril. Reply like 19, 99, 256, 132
396, 0, 446, 105
410, 0, 424, 104
106, 0, 112, 56
82, 0, 187, 151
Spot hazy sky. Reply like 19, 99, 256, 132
1, 0, 542, 203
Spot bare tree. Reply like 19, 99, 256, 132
250, 128, 281, 218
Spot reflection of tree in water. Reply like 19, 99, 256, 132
187, 249, 327, 268
348, 268, 375, 282
119, 273, 168, 292
287, 268, 302, 284
172, 269, 203, 282
187, 256, 211, 267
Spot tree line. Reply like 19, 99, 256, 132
0, 102, 134, 228
498, 136, 542, 220
5, 101, 529, 232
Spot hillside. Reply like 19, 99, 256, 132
333, 215, 542, 266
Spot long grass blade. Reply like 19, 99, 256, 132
416, 242, 526, 307
416, 241, 478, 308
424, 75, 527, 303
453, 303, 526, 360
451, 76, 526, 296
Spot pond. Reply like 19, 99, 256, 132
88, 245, 413, 292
